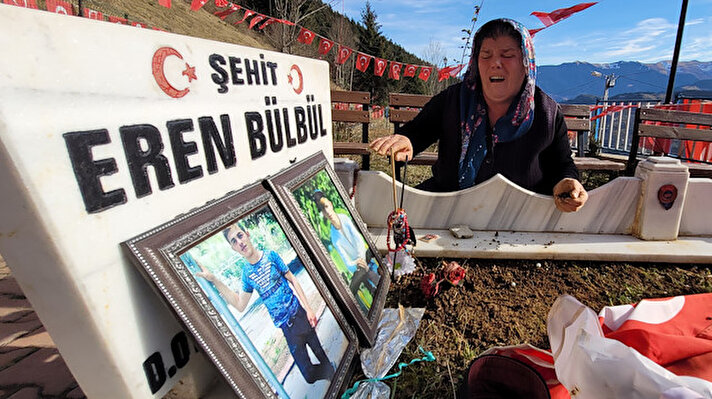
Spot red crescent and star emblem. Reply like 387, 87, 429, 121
287, 64, 304, 95
151, 47, 196, 98
657, 184, 678, 210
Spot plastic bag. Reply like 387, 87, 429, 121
346, 305, 426, 399
547, 295, 712, 399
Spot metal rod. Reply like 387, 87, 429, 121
665, 0, 689, 103
390, 148, 398, 212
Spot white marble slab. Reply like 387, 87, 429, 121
680, 178, 712, 236
356, 171, 640, 234
0, 5, 332, 398
368, 228, 712, 263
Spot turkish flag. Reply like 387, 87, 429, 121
158, 0, 171, 7
403, 64, 418, 78
46, 0, 74, 15
190, 0, 208, 11
83, 7, 103, 20
3, 0, 38, 8
438, 64, 464, 82
108, 15, 127, 24
214, 4, 240, 20
529, 27, 544, 36
214, 0, 228, 7
388, 61, 403, 80
248, 14, 266, 29
355, 53, 372, 72
418, 66, 433, 81
297, 28, 316, 45
373, 58, 387, 77
531, 2, 597, 27
234, 9, 256, 24
257, 18, 279, 30
336, 46, 353, 65
318, 38, 335, 55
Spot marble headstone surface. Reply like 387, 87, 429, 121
355, 171, 641, 234
0, 5, 332, 398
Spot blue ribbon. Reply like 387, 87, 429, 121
341, 346, 436, 399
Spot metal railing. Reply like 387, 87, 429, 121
593, 100, 661, 156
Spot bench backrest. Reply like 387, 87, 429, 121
331, 90, 371, 169
626, 107, 712, 175
389, 93, 431, 132
560, 104, 591, 157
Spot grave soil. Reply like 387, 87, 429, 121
352, 257, 712, 398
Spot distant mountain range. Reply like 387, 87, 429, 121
537, 61, 712, 103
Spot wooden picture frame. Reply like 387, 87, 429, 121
122, 182, 358, 399
266, 151, 390, 347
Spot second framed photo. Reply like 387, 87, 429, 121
266, 151, 390, 347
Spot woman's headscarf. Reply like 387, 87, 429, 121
458, 19, 536, 189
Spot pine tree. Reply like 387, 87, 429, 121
353, 2, 389, 104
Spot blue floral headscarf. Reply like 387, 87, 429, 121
458, 18, 536, 189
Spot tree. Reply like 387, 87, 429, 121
261, 0, 333, 54
353, 1, 389, 104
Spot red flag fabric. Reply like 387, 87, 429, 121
131, 21, 148, 28
297, 27, 316, 44
190, 0, 208, 11
214, 0, 228, 7
46, 0, 74, 15
234, 9, 256, 24
388, 61, 403, 80
529, 27, 544, 36
438, 64, 465, 82
83, 8, 103, 20
335, 46, 353, 65
214, 4, 240, 20
108, 15, 127, 24
257, 18, 278, 30
158, 0, 171, 7
403, 64, 418, 78
318, 38, 335, 55
276, 18, 295, 26
355, 53, 372, 72
373, 58, 387, 77
248, 14, 266, 30
531, 2, 597, 27
3, 0, 38, 8
598, 293, 712, 380
418, 66, 433, 81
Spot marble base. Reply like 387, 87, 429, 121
369, 228, 712, 263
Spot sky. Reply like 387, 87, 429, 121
335, 0, 712, 67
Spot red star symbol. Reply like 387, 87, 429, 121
288, 74, 293, 84
182, 63, 197, 82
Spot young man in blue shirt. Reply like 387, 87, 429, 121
197, 223, 334, 383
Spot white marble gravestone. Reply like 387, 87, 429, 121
0, 5, 332, 398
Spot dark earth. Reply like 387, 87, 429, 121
348, 257, 712, 398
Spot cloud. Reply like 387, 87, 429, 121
599, 18, 676, 59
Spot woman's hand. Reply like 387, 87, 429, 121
553, 178, 588, 212
369, 134, 414, 162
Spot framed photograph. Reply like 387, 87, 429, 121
122, 182, 358, 399
266, 151, 390, 347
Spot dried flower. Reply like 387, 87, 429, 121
443, 261, 466, 286
420, 273, 440, 298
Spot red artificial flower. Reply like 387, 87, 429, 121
443, 261, 466, 286
420, 273, 440, 298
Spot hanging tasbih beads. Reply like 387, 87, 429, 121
387, 208, 411, 252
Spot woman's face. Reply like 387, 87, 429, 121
477, 35, 526, 108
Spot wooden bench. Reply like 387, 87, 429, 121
626, 108, 712, 177
331, 90, 371, 169
388, 93, 624, 173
